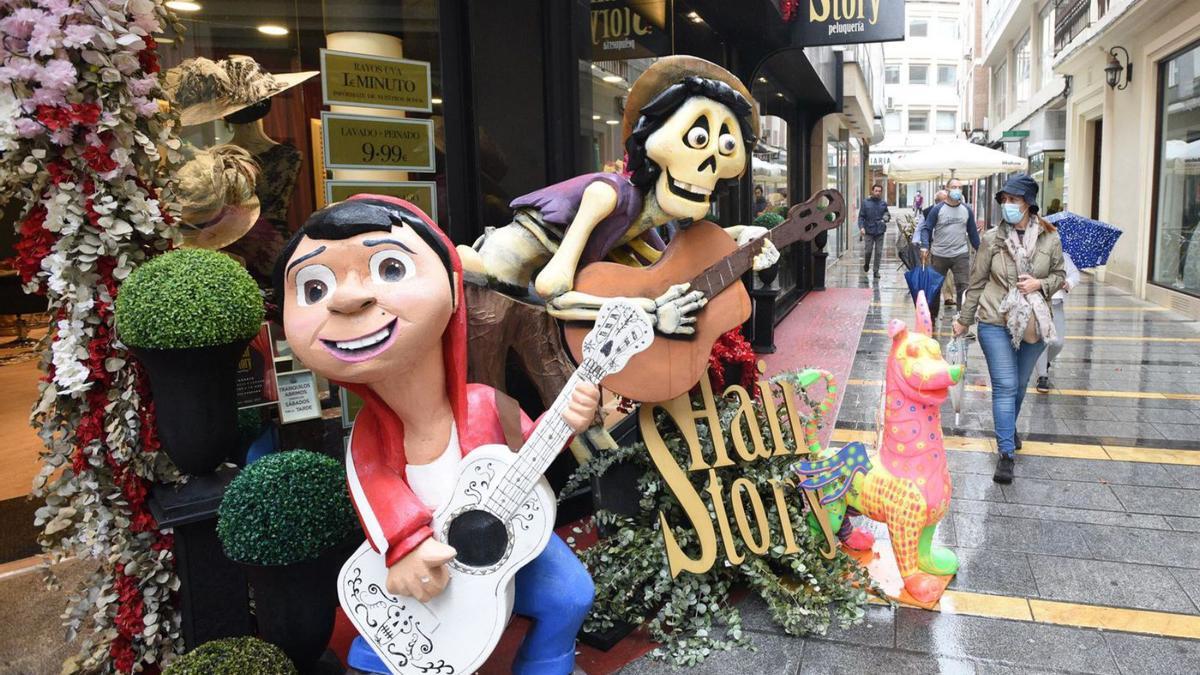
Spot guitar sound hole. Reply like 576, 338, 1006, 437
445, 510, 509, 568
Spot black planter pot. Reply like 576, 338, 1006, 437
133, 340, 250, 475
241, 536, 361, 674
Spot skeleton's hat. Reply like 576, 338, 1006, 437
622, 55, 759, 142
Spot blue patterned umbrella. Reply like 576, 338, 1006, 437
1045, 211, 1123, 269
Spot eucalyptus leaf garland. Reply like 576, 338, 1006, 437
564, 372, 880, 666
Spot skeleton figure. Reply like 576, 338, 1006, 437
457, 57, 778, 335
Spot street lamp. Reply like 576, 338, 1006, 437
1105, 46, 1132, 90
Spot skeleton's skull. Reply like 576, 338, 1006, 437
644, 96, 748, 221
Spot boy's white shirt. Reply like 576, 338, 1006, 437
405, 423, 461, 511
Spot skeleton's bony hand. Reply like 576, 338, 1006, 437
737, 226, 779, 271
653, 283, 707, 335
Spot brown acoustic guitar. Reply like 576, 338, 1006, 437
563, 189, 846, 402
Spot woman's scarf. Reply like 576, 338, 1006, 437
998, 222, 1057, 349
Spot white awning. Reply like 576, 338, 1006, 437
884, 140, 1028, 182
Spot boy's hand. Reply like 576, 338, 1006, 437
562, 381, 601, 433
386, 538, 457, 602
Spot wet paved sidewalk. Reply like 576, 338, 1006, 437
622, 224, 1200, 674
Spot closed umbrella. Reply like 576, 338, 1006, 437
885, 140, 1028, 182
1044, 211, 1123, 269
945, 335, 968, 425
904, 263, 945, 307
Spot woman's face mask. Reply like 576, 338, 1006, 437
1001, 203, 1026, 224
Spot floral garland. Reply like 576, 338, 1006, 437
0, 0, 185, 671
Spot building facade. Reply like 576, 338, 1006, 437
1055, 0, 1200, 317
873, 0, 967, 207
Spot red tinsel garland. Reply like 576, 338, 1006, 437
707, 326, 758, 393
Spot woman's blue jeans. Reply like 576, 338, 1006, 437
977, 323, 1046, 457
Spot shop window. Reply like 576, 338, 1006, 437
937, 65, 956, 86
885, 112, 901, 132
1152, 41, 1200, 296
936, 111, 957, 133
909, 111, 929, 133
909, 64, 929, 85
1029, 151, 1065, 215
910, 18, 928, 37
885, 64, 901, 84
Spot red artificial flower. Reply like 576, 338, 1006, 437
46, 160, 74, 185
35, 105, 71, 132
68, 102, 101, 127
138, 38, 160, 74
82, 145, 117, 174
13, 206, 54, 290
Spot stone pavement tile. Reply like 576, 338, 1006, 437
1110, 485, 1200, 518
1153, 422, 1200, 443
948, 451, 1000, 476
949, 498, 1174, 530
1065, 420, 1166, 441
952, 472, 1007, 503
954, 513, 1093, 557
1109, 407, 1200, 425
947, 547, 1038, 597
618, 631, 804, 675
1166, 516, 1200, 533
1001, 478, 1124, 512
1169, 567, 1200, 613
893, 608, 1120, 674
1016, 456, 1181, 489
1168, 464, 1200, 488
737, 598, 896, 650
1102, 632, 1200, 675
972, 664, 1071, 675
1025, 554, 1197, 614
1046, 404, 1118, 422
798, 640, 974, 675
1078, 523, 1200, 568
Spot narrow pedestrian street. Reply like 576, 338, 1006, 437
623, 230, 1200, 674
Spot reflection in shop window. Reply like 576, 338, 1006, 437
1153, 42, 1200, 296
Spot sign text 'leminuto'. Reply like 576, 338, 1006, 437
639, 373, 838, 579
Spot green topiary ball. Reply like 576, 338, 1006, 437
752, 211, 785, 230
115, 248, 264, 349
164, 637, 297, 675
218, 450, 360, 566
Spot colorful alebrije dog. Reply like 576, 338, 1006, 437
796, 291, 962, 603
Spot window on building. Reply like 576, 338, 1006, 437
885, 112, 901, 132
932, 18, 958, 40
1040, 4, 1054, 88
1015, 31, 1032, 103
1152, 41, 1200, 297
909, 64, 929, 85
938, 64, 956, 86
885, 64, 901, 84
991, 61, 1008, 121
936, 111, 957, 132
909, 110, 929, 132
910, 18, 928, 37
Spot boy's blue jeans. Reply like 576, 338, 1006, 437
977, 323, 1046, 457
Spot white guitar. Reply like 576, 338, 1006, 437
337, 299, 654, 675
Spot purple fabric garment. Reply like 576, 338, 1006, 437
509, 172, 663, 266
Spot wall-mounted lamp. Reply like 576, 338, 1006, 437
1105, 46, 1132, 90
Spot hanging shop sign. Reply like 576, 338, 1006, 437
320, 49, 433, 112
321, 112, 435, 172
276, 369, 322, 424
791, 0, 905, 47
325, 180, 437, 221
236, 323, 277, 409
640, 374, 840, 578
589, 0, 671, 61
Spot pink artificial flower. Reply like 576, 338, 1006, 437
127, 76, 156, 97
27, 22, 62, 57
49, 128, 74, 146
13, 117, 45, 138
38, 58, 76, 92
29, 87, 68, 107
0, 8, 43, 41
37, 0, 73, 14
62, 24, 95, 49
0, 58, 40, 84
134, 98, 159, 118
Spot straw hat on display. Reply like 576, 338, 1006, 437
621, 55, 759, 142
176, 145, 262, 250
163, 55, 317, 127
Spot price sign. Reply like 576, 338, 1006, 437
325, 180, 437, 220
276, 369, 322, 424
321, 112, 435, 172
321, 49, 432, 112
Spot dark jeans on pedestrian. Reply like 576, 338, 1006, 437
930, 253, 970, 322
863, 233, 884, 275
977, 323, 1046, 458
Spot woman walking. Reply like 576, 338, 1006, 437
953, 175, 1066, 484
1035, 251, 1080, 393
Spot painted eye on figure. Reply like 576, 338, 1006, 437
718, 133, 738, 155
685, 119, 709, 149
370, 249, 414, 284
295, 265, 336, 306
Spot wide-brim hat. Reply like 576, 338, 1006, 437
180, 201, 262, 250
994, 173, 1040, 212
621, 55, 759, 142
164, 55, 317, 127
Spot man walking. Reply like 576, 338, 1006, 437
919, 178, 979, 321
859, 183, 890, 279
913, 190, 924, 216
